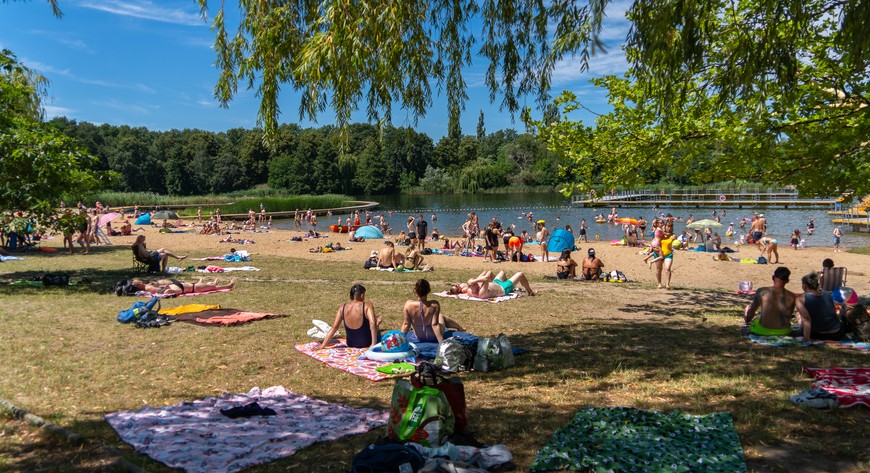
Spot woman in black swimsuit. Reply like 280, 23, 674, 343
131, 278, 236, 295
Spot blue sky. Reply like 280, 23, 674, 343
0, 0, 631, 138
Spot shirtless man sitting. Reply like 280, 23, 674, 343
377, 241, 404, 268
449, 270, 538, 298
743, 267, 796, 336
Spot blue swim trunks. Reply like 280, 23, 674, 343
493, 278, 514, 295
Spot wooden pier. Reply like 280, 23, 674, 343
571, 189, 835, 208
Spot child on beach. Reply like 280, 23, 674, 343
790, 229, 801, 249
644, 222, 664, 268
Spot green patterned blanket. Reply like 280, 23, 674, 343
531, 407, 746, 472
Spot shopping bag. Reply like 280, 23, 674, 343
387, 379, 454, 447
473, 333, 515, 372
413, 362, 468, 433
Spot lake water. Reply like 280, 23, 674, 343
277, 192, 870, 248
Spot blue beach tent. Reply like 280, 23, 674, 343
547, 228, 576, 253
354, 225, 384, 239
135, 213, 152, 225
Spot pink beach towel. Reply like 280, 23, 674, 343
804, 367, 870, 408
105, 386, 387, 473
294, 340, 411, 382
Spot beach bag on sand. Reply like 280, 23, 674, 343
434, 338, 473, 373
351, 443, 425, 473
387, 379, 454, 447
473, 334, 515, 372
413, 362, 468, 433
842, 304, 870, 341
117, 296, 160, 323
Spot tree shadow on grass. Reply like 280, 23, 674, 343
618, 288, 750, 318
0, 267, 145, 295
470, 318, 870, 471
5, 313, 868, 472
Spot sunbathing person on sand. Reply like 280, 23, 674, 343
448, 270, 538, 298
131, 278, 236, 295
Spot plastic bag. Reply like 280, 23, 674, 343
434, 338, 472, 373
387, 379, 454, 447
473, 334, 515, 372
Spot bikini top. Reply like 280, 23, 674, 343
342, 302, 372, 348
412, 301, 438, 342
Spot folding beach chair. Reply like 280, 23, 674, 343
821, 267, 847, 292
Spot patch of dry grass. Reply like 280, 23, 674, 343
1, 244, 869, 472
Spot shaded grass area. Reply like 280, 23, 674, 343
1, 246, 869, 472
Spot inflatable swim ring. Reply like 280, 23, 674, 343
595, 219, 606, 224
364, 342, 418, 362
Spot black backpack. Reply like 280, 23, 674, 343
350, 443, 424, 473
113, 279, 140, 296
363, 257, 378, 269
41, 274, 70, 286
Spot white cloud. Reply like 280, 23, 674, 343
43, 105, 76, 117
550, 48, 629, 85
28, 30, 95, 54
78, 0, 204, 26
24, 59, 157, 93
91, 98, 159, 114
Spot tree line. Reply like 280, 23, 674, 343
47, 117, 562, 197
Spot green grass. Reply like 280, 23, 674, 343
848, 247, 870, 256
0, 244, 868, 472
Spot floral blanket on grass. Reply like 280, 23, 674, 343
531, 407, 746, 472
804, 367, 870, 408
295, 339, 413, 382
105, 386, 387, 473
747, 334, 870, 353
433, 291, 520, 303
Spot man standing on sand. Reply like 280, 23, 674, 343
749, 213, 766, 245
415, 214, 428, 250
833, 226, 842, 252
743, 267, 796, 336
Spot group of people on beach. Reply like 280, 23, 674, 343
743, 263, 864, 342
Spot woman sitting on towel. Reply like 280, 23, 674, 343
556, 249, 578, 279
401, 279, 464, 343
131, 278, 236, 295
320, 284, 381, 349
796, 272, 847, 341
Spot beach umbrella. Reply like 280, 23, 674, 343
98, 212, 121, 227
686, 219, 722, 251
151, 210, 180, 221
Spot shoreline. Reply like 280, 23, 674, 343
71, 221, 870, 296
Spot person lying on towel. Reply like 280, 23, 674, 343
743, 267, 796, 336
401, 279, 464, 343
448, 270, 538, 299
320, 284, 381, 349
131, 278, 236, 296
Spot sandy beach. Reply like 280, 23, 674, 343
115, 222, 870, 297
